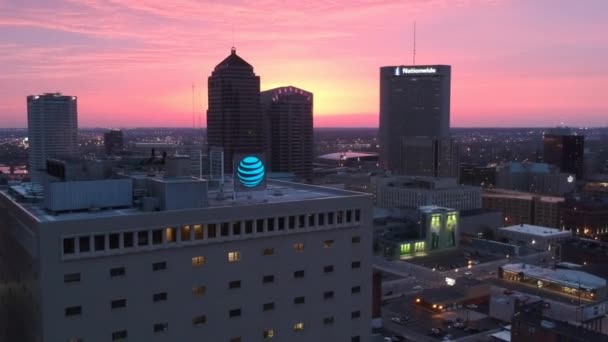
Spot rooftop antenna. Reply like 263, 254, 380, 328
413, 21, 417, 65
191, 83, 195, 129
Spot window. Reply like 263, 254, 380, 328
262, 247, 274, 256
181, 225, 191, 241
111, 299, 127, 309
192, 286, 206, 296
351, 261, 361, 269
308, 214, 315, 227
79, 236, 90, 252
64, 273, 80, 284
278, 217, 285, 230
267, 218, 275, 231
293, 322, 304, 332
68, 338, 83, 342
289, 216, 296, 229
352, 236, 361, 244
229, 308, 241, 318
165, 227, 176, 243
351, 310, 361, 319
346, 210, 352, 222
323, 291, 334, 299
245, 220, 253, 234
323, 240, 334, 248
65, 306, 81, 317
194, 224, 204, 240
293, 243, 304, 252
263, 302, 275, 311
221, 222, 230, 236
352, 336, 361, 342
152, 261, 167, 271
352, 286, 361, 294
323, 265, 334, 273
294, 270, 305, 278
137, 230, 148, 246
299, 215, 306, 228
337, 211, 343, 224
263, 275, 274, 283
153, 322, 168, 333
192, 256, 205, 266
110, 267, 125, 278
233, 221, 241, 235
355, 209, 361, 221
323, 316, 334, 325
208, 223, 217, 238
256, 219, 264, 233
123, 232, 133, 248
111, 330, 127, 341
152, 229, 162, 245
294, 296, 305, 304
153, 292, 167, 302
192, 315, 207, 325
228, 251, 241, 262
328, 212, 335, 225
229, 280, 241, 289
94, 235, 105, 251
319, 213, 325, 225
109, 233, 120, 250
263, 329, 275, 339
63, 238, 75, 254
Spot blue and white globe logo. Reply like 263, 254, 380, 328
237, 156, 265, 188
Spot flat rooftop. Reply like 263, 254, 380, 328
502, 263, 606, 290
499, 224, 571, 237
1, 180, 367, 223
482, 189, 564, 203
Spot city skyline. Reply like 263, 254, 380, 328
1, 0, 607, 128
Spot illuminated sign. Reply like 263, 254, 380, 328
567, 175, 574, 183
397, 67, 437, 74
237, 156, 265, 188
445, 277, 456, 286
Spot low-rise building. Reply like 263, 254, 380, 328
498, 224, 572, 251
482, 189, 563, 228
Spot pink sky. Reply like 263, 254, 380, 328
0, 0, 607, 128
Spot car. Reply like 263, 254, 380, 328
464, 271, 473, 276
442, 334, 454, 341
412, 285, 423, 291
428, 328, 445, 337
466, 304, 478, 309
503, 289, 514, 295
390, 335, 406, 341
390, 316, 409, 325
453, 321, 466, 329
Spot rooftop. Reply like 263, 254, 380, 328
502, 263, 606, 290
483, 189, 564, 203
317, 152, 378, 161
499, 224, 572, 237
1, 179, 367, 223
418, 205, 457, 213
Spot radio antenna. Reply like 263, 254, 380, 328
191, 83, 195, 129
413, 21, 417, 65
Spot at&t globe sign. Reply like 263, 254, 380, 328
235, 154, 267, 191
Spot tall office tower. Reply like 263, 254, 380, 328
261, 86, 313, 180
207, 48, 265, 174
0, 177, 372, 342
27, 93, 78, 181
543, 134, 584, 180
379, 65, 455, 176
104, 129, 124, 156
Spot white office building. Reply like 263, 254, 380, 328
498, 224, 572, 250
27, 93, 78, 182
373, 176, 481, 211
0, 177, 372, 342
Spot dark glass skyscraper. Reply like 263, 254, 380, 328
261, 86, 313, 180
207, 48, 265, 174
104, 129, 124, 156
544, 134, 584, 180
379, 65, 456, 176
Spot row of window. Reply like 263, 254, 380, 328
62, 209, 362, 256
87, 314, 364, 341
66, 259, 362, 285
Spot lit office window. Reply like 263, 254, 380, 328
228, 251, 241, 262
293, 322, 304, 332
192, 256, 206, 266
263, 329, 275, 339
293, 243, 304, 252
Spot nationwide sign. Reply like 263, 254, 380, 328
395, 67, 437, 75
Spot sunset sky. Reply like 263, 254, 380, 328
1, 0, 607, 128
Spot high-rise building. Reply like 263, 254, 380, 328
261, 86, 313, 180
543, 133, 584, 180
379, 65, 453, 175
104, 129, 124, 156
207, 48, 265, 174
0, 174, 372, 341
27, 93, 78, 181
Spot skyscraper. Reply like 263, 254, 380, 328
261, 86, 313, 180
27, 93, 78, 181
207, 48, 265, 174
104, 129, 124, 156
379, 65, 455, 176
543, 133, 584, 180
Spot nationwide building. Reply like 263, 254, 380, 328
544, 132, 585, 180
261, 86, 313, 181
373, 176, 481, 211
27, 93, 78, 182
0, 157, 373, 341
207, 48, 265, 174
104, 129, 124, 156
379, 65, 458, 177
